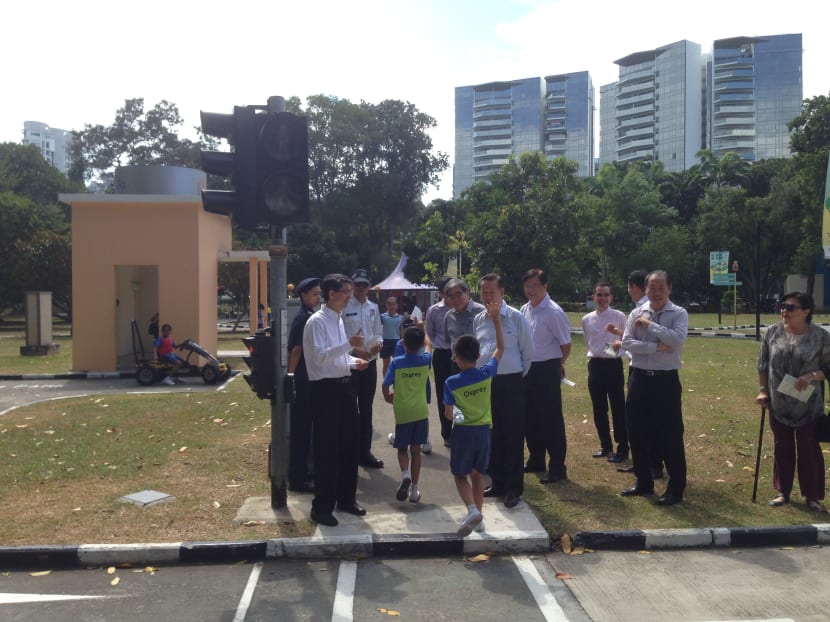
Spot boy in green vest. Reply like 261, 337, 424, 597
382, 326, 432, 503
443, 301, 504, 537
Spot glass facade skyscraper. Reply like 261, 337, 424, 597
602, 40, 703, 173
709, 33, 803, 161
543, 71, 594, 177
454, 77, 544, 197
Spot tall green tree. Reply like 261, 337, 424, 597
788, 93, 830, 294
68, 98, 204, 187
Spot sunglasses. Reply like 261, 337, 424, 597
781, 303, 802, 312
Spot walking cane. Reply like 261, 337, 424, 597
751, 404, 767, 503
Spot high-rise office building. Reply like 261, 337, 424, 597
454, 73, 595, 197
599, 40, 703, 173
543, 71, 595, 177
708, 33, 803, 161
454, 77, 544, 197
22, 121, 74, 175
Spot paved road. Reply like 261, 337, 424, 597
5, 546, 830, 621
0, 376, 231, 416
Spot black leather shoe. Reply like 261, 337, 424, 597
607, 452, 629, 464
503, 492, 521, 508
310, 509, 338, 526
524, 462, 545, 473
483, 486, 504, 497
592, 448, 612, 458
540, 471, 567, 484
337, 502, 367, 516
360, 455, 384, 468
620, 486, 654, 497
655, 492, 682, 506
289, 481, 314, 493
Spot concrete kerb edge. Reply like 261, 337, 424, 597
573, 523, 830, 550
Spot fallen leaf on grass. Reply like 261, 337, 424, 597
110, 576, 120, 586
743, 466, 754, 472
179, 446, 187, 452
30, 570, 52, 577
725, 460, 734, 467
466, 553, 491, 563
242, 520, 266, 527
715, 479, 726, 483
554, 572, 572, 580
212, 501, 221, 509
72, 507, 82, 512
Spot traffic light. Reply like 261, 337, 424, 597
242, 333, 275, 400
256, 112, 310, 224
199, 106, 260, 230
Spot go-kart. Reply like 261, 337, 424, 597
131, 320, 232, 386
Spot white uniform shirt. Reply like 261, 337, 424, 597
342, 296, 382, 359
520, 294, 571, 362
303, 306, 363, 380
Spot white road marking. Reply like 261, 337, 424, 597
331, 560, 357, 622
0, 592, 108, 604
513, 556, 570, 622
232, 562, 263, 622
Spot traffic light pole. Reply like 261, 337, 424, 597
269, 95, 289, 509
269, 224, 289, 509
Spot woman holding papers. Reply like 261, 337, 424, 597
757, 291, 830, 512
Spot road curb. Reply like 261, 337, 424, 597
0, 529, 550, 570
572, 523, 830, 550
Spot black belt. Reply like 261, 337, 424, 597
633, 368, 677, 376
314, 376, 351, 384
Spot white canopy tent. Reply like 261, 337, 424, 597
372, 254, 438, 312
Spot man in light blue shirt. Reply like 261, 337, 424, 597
474, 273, 534, 508
620, 270, 688, 506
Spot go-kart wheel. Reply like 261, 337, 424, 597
202, 364, 219, 385
136, 367, 156, 386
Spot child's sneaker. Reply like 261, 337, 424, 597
387, 432, 395, 445
421, 440, 432, 454
395, 476, 411, 501
409, 486, 421, 503
456, 509, 483, 537
474, 519, 485, 533
161, 376, 176, 386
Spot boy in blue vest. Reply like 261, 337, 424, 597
443, 301, 504, 537
382, 326, 432, 504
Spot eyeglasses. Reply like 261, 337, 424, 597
781, 303, 802, 312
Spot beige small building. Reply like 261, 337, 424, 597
60, 166, 238, 372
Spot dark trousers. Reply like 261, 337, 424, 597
627, 366, 663, 473
288, 374, 313, 487
524, 359, 567, 474
432, 348, 453, 441
588, 358, 627, 453
350, 359, 377, 458
769, 414, 825, 500
310, 377, 359, 514
626, 369, 686, 497
490, 372, 526, 495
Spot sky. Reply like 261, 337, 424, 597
3, 0, 826, 203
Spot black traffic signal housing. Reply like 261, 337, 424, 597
242, 332, 275, 400
256, 112, 310, 225
199, 106, 260, 230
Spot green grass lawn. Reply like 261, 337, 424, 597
2, 314, 829, 545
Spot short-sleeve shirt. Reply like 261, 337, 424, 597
154, 335, 175, 356
383, 352, 432, 424
443, 358, 499, 427
381, 313, 404, 340
287, 304, 314, 381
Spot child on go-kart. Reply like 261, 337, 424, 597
154, 323, 186, 385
